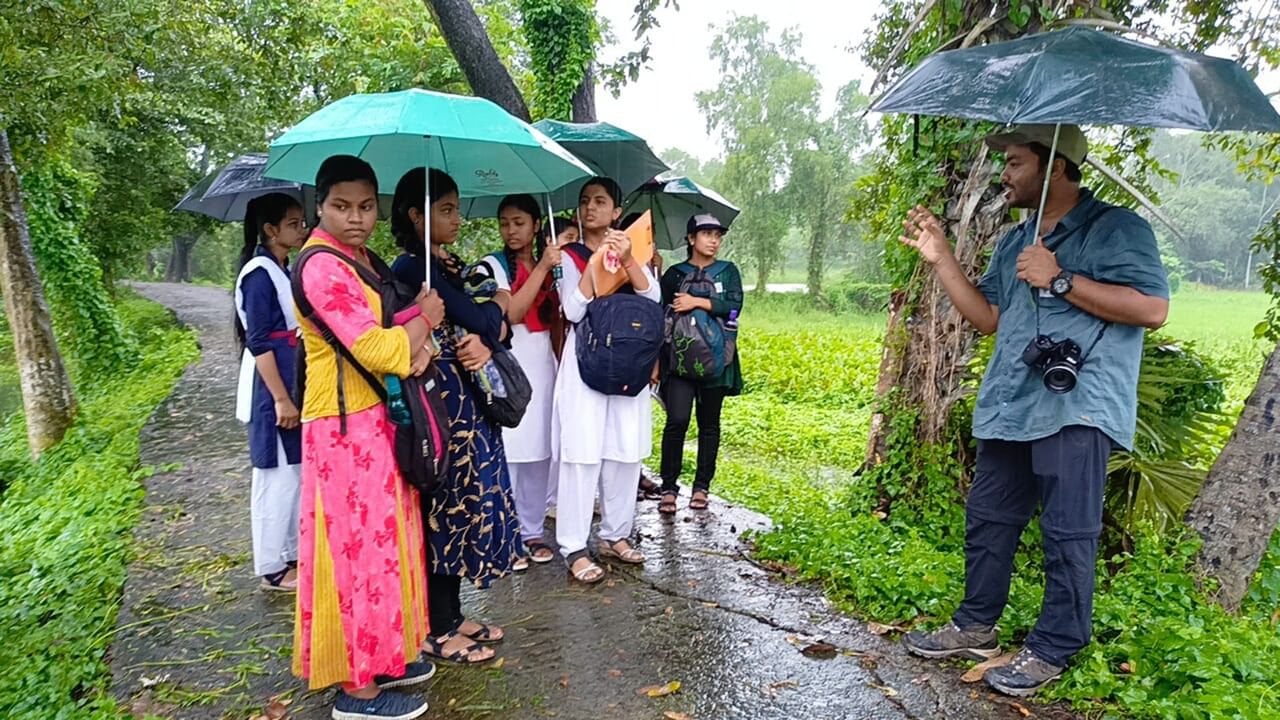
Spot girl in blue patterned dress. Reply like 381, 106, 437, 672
389, 168, 520, 665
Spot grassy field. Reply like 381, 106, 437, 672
658, 284, 1280, 719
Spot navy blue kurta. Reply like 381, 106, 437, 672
392, 251, 519, 587
240, 250, 303, 469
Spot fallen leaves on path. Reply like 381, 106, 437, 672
960, 653, 1015, 683
866, 621, 907, 635
637, 680, 682, 697
664, 712, 694, 720
558, 675, 570, 689
800, 641, 839, 659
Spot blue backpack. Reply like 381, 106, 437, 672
563, 243, 665, 396
666, 261, 735, 380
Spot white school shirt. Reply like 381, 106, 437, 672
550, 251, 661, 465
481, 255, 558, 463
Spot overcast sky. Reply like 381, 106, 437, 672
594, 0, 880, 161
592, 1, 1280, 164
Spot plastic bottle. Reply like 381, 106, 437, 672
385, 375, 412, 426
725, 309, 740, 333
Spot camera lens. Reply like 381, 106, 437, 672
1043, 362, 1078, 393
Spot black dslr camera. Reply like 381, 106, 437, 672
1021, 335, 1083, 394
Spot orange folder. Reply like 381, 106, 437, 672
590, 210, 655, 297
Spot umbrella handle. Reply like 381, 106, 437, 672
1033, 123, 1062, 245
546, 193, 561, 283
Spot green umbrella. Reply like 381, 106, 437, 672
873, 26, 1280, 132
873, 26, 1280, 238
624, 177, 740, 250
462, 119, 669, 219
263, 89, 593, 199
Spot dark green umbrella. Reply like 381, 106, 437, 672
462, 120, 669, 218
624, 176, 740, 250
873, 26, 1280, 132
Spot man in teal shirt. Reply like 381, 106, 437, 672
901, 125, 1169, 696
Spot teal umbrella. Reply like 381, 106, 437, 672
873, 26, 1280, 131
623, 177, 740, 250
263, 89, 593, 199
462, 119, 668, 219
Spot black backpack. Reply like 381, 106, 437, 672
457, 257, 533, 428
291, 245, 450, 496
665, 261, 735, 379
563, 243, 664, 396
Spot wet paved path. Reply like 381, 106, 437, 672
110, 282, 1076, 720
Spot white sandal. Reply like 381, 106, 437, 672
567, 551, 605, 584
597, 539, 645, 564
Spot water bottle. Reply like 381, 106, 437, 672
725, 309, 740, 333
455, 328, 508, 399
385, 375, 412, 426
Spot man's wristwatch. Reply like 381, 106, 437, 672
1049, 270, 1074, 297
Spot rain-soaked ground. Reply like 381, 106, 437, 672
110, 282, 1078, 720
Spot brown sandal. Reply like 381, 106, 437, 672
597, 538, 645, 564
659, 491, 678, 515
689, 490, 709, 511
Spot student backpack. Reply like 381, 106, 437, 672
665, 261, 735, 380
562, 243, 665, 396
291, 245, 450, 496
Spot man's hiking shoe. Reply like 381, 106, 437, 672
903, 621, 1000, 661
375, 659, 436, 689
332, 689, 427, 720
984, 648, 1065, 697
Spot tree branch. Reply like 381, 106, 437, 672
422, 0, 531, 121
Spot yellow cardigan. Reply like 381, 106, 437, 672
296, 233, 411, 422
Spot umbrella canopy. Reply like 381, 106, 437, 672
623, 177, 740, 250
175, 153, 302, 222
263, 89, 593, 197
461, 119, 669, 219
873, 26, 1280, 132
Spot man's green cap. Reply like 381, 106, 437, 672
985, 124, 1088, 166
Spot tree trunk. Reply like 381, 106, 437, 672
1186, 340, 1280, 612
572, 62, 597, 123
164, 234, 196, 283
806, 213, 828, 298
863, 4, 1039, 473
0, 129, 76, 456
424, 0, 532, 122
865, 145, 1009, 459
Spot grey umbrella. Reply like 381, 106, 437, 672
175, 153, 303, 222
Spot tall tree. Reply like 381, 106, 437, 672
1187, 132, 1280, 611
697, 15, 821, 290
426, 0, 678, 123
0, 132, 75, 454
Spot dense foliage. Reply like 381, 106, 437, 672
676, 290, 1280, 719
0, 294, 198, 718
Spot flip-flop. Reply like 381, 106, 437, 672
423, 633, 495, 664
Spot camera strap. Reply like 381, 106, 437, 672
1029, 203, 1119, 360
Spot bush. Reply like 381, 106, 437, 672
0, 292, 197, 719
825, 275, 891, 314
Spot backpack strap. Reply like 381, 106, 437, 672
292, 245, 392, 434
562, 242, 591, 273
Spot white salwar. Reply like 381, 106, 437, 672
550, 253, 660, 557
234, 257, 302, 577
251, 435, 301, 575
483, 255, 560, 543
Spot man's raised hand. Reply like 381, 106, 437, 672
899, 205, 951, 265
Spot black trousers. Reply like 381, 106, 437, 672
428, 573, 463, 637
659, 375, 727, 494
951, 425, 1111, 667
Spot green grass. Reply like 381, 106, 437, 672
671, 285, 1280, 719
0, 292, 198, 719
